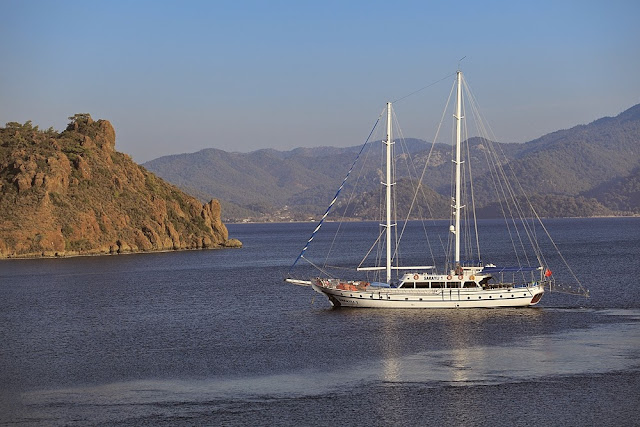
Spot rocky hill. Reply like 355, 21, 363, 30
0, 114, 240, 258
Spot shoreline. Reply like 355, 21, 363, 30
226, 214, 640, 225
0, 239, 242, 261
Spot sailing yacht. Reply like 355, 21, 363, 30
287, 71, 565, 308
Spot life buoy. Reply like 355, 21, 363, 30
458, 274, 464, 280
413, 274, 419, 280
470, 275, 475, 280
447, 275, 452, 280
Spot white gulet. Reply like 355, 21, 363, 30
287, 70, 583, 308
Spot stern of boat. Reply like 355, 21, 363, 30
529, 285, 544, 305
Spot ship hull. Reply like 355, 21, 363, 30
311, 283, 544, 309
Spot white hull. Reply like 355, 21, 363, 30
311, 283, 544, 309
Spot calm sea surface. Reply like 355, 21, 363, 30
1, 217, 639, 426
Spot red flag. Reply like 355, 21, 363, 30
544, 269, 552, 277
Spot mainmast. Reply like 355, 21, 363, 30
385, 102, 394, 283
453, 71, 464, 267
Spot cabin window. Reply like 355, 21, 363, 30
431, 282, 445, 288
414, 281, 431, 288
463, 281, 477, 288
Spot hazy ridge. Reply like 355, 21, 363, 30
144, 104, 640, 221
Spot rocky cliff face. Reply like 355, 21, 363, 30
0, 114, 240, 258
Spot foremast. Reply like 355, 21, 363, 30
357, 101, 433, 283
384, 102, 395, 283
452, 70, 464, 271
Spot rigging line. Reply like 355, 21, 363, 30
398, 78, 456, 264
460, 79, 487, 263
482, 138, 522, 266
392, 72, 456, 104
500, 156, 586, 291
467, 85, 552, 283
374, 131, 385, 275
388, 107, 400, 271
486, 142, 533, 267
300, 255, 335, 278
458, 83, 481, 262
389, 109, 418, 265
392, 153, 424, 260
392, 131, 437, 269
463, 78, 528, 268
358, 227, 386, 270
467, 87, 551, 269
464, 78, 540, 271
288, 110, 384, 274
459, 92, 474, 262
394, 116, 423, 241
492, 149, 542, 268
533, 213, 585, 291
325, 123, 379, 267
477, 118, 532, 268
323, 264, 361, 271
393, 138, 400, 272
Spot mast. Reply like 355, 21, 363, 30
385, 102, 393, 283
454, 71, 463, 267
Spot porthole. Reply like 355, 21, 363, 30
479, 296, 482, 299
512, 294, 514, 297
467, 297, 470, 300
489, 296, 492, 299
500, 295, 503, 298
405, 298, 409, 301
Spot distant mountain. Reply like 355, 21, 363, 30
583, 167, 640, 214
0, 115, 239, 258
490, 104, 640, 197
144, 104, 640, 220
143, 137, 499, 220
335, 178, 451, 220
476, 194, 614, 219
143, 145, 362, 220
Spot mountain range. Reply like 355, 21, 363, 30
144, 104, 640, 221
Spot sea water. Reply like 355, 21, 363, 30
0, 217, 638, 426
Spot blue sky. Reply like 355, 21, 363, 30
1, 0, 638, 162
